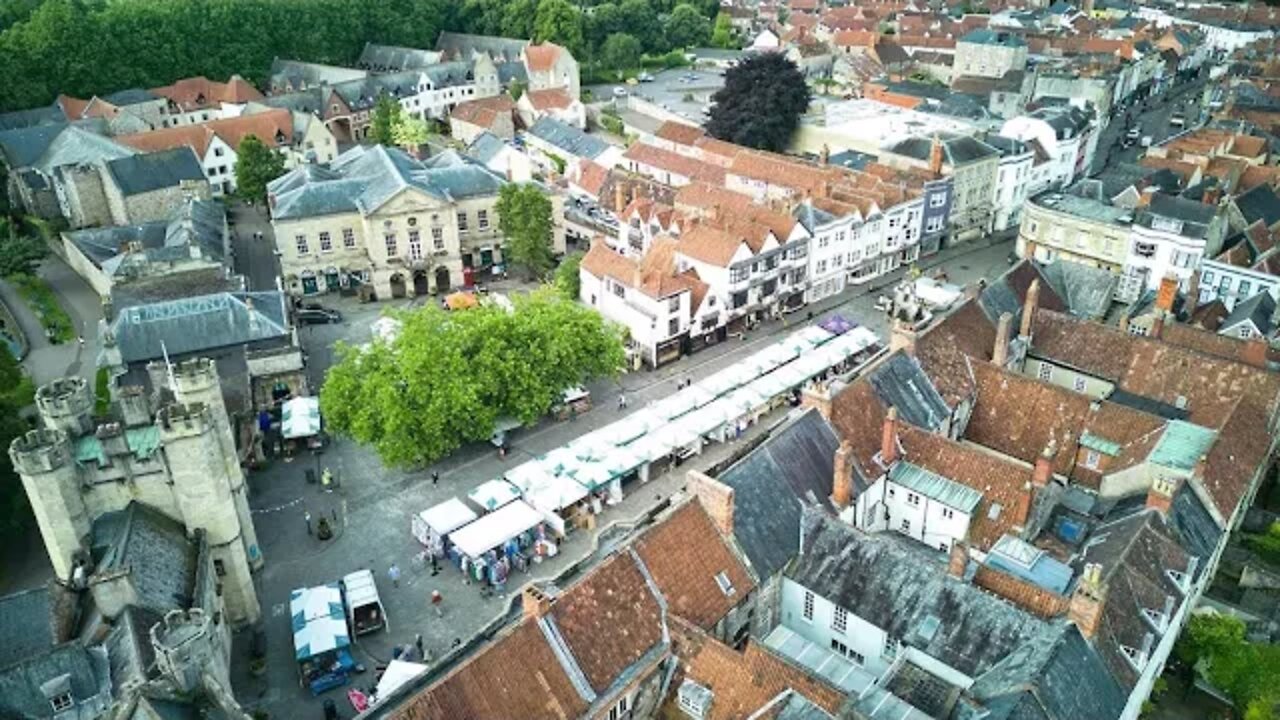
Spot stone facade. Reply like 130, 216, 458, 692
58, 164, 113, 229
8, 360, 263, 626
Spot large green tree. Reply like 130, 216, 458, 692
711, 12, 737, 49
664, 3, 710, 50
0, 218, 47, 277
370, 93, 403, 146
600, 32, 642, 72
497, 184, 556, 278
534, 0, 585, 57
0, 347, 34, 535
391, 113, 431, 150
706, 53, 810, 152
234, 134, 286, 202
554, 251, 583, 300
618, 0, 662, 53
320, 288, 623, 466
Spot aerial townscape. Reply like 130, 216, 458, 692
4, 0, 1280, 718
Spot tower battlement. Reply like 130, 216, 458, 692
172, 358, 218, 397
9, 428, 73, 476
35, 377, 93, 436
158, 403, 213, 440
151, 608, 224, 694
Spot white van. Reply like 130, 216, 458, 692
342, 570, 387, 636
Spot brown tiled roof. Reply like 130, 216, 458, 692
834, 29, 878, 47
1240, 164, 1280, 193
830, 376, 890, 476
677, 225, 747, 267
674, 182, 755, 215
728, 151, 843, 195
1231, 134, 1266, 158
56, 94, 91, 119
914, 300, 994, 407
391, 620, 587, 720
117, 107, 293, 156
633, 501, 755, 629
693, 136, 744, 163
897, 424, 1032, 550
581, 240, 639, 286
625, 143, 727, 185
665, 618, 845, 720
550, 552, 665, 694
526, 87, 573, 111
451, 95, 514, 127
524, 43, 563, 72
574, 159, 609, 198
1201, 397, 1273, 522
150, 75, 262, 111
656, 120, 705, 146
1030, 309, 1280, 428
638, 236, 708, 301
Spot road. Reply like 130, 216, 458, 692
1091, 72, 1211, 175
229, 201, 283, 292
230, 232, 1015, 717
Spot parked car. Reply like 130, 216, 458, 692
1169, 112, 1185, 128
612, 86, 628, 97
297, 307, 342, 324
638, 72, 655, 82
1125, 127, 1141, 141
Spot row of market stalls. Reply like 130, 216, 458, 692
410, 321, 882, 589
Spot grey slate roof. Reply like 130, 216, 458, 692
107, 290, 290, 364
1031, 105, 1092, 140
103, 89, 161, 106
1220, 291, 1275, 336
0, 643, 111, 719
268, 59, 368, 90
0, 121, 133, 173
105, 606, 161, 691
91, 503, 198, 614
0, 103, 67, 132
959, 28, 1028, 47
791, 514, 1055, 679
866, 352, 950, 432
715, 408, 838, 582
435, 31, 529, 64
466, 132, 507, 164
1234, 183, 1280, 228
884, 132, 998, 166
358, 43, 445, 72
792, 201, 839, 234
67, 199, 226, 279
0, 587, 61, 665
527, 117, 610, 160
1167, 483, 1221, 574
269, 145, 505, 220
104, 148, 205, 197
1037, 260, 1118, 320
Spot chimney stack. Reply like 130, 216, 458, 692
832, 441, 854, 509
993, 312, 1014, 367
688, 470, 735, 536
1155, 273, 1179, 315
1151, 311, 1166, 340
881, 406, 899, 466
1145, 474, 1180, 515
1185, 270, 1201, 311
800, 382, 833, 421
1032, 439, 1055, 487
614, 182, 627, 215
1202, 185, 1221, 207
1069, 563, 1106, 638
1013, 480, 1033, 531
948, 540, 969, 578
1020, 279, 1040, 338
1242, 336, 1269, 369
928, 134, 944, 175
521, 585, 554, 619
1118, 311, 1131, 334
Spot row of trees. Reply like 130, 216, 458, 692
0, 0, 732, 113
320, 288, 624, 467
1175, 613, 1280, 719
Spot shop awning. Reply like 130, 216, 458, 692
524, 474, 589, 512
505, 460, 557, 494
281, 397, 321, 439
450, 500, 543, 559
417, 497, 478, 536
290, 584, 350, 661
467, 479, 522, 511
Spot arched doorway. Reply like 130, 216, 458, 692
389, 273, 407, 299
412, 270, 429, 296
434, 266, 451, 295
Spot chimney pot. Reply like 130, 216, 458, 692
521, 585, 553, 619
832, 441, 854, 509
1155, 273, 1179, 315
993, 312, 1014, 366
1032, 440, 1055, 487
948, 541, 969, 578
881, 406, 899, 466
1020, 279, 1040, 339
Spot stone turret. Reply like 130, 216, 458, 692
151, 608, 231, 695
159, 403, 261, 625
116, 385, 152, 428
10, 428, 89, 580
171, 358, 263, 572
35, 378, 94, 437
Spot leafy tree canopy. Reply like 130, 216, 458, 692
391, 113, 431, 149
554, 251, 583, 300
370, 93, 403, 146
534, 0, 585, 57
0, 347, 33, 535
497, 183, 556, 279
233, 134, 286, 202
705, 52, 810, 152
600, 32, 642, 72
0, 218, 47, 277
711, 12, 737, 49
664, 3, 710, 50
320, 288, 623, 467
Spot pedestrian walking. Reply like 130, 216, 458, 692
431, 471, 439, 486
388, 563, 401, 588
304, 510, 312, 536
430, 555, 439, 576
431, 589, 444, 618
617, 394, 627, 411
415, 633, 424, 658
77, 335, 84, 347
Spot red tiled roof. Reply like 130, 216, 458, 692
150, 75, 263, 112
524, 43, 563, 72
633, 501, 755, 629
573, 159, 609, 198
550, 553, 665, 694
450, 95, 514, 128
656, 120, 705, 146
834, 29, 879, 47
525, 87, 573, 111
677, 225, 748, 267
914, 300, 995, 407
624, 143, 727, 185
117, 107, 293, 157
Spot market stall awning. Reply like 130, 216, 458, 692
281, 397, 321, 439
373, 660, 428, 705
450, 500, 544, 559
445, 291, 479, 310
504, 460, 558, 494
293, 612, 350, 661
524, 474, 590, 512
819, 314, 855, 335
417, 497, 479, 536
289, 583, 343, 629
467, 479, 522, 511
694, 366, 748, 398
649, 386, 713, 421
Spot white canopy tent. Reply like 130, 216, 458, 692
290, 584, 350, 660
372, 660, 428, 706
450, 500, 544, 559
412, 497, 478, 545
281, 397, 321, 439
467, 479, 522, 512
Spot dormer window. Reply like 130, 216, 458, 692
50, 693, 73, 712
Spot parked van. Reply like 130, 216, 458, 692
342, 570, 387, 636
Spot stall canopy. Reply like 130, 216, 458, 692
373, 660, 428, 704
819, 314, 856, 335
290, 584, 350, 660
417, 498, 478, 537
467, 479, 522, 511
281, 397, 321, 439
450, 500, 543, 558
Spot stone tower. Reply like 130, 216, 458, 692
171, 358, 263, 571
35, 377, 94, 437
151, 608, 231, 695
9, 428, 88, 581
158, 403, 262, 625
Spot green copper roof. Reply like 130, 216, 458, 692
74, 436, 106, 465
1149, 421, 1217, 471
1079, 432, 1121, 457
73, 425, 161, 466
890, 461, 983, 514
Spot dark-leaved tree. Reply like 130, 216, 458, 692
706, 53, 810, 152
234, 135, 286, 203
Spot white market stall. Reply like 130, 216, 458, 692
467, 479, 522, 512
290, 583, 356, 694
281, 396, 322, 443
448, 500, 552, 584
412, 497, 479, 548
370, 659, 428, 707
